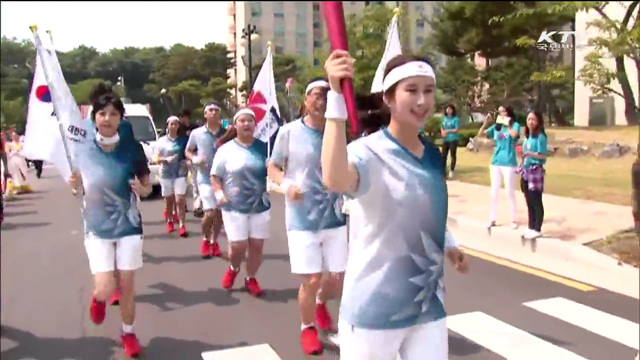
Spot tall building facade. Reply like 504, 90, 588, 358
227, 1, 443, 101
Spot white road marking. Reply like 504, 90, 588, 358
201, 343, 281, 360
524, 297, 640, 350
447, 311, 588, 360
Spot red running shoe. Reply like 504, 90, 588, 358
315, 302, 334, 331
90, 297, 106, 325
121, 332, 142, 357
245, 277, 264, 297
200, 239, 212, 259
221, 267, 239, 290
166, 221, 175, 233
210, 241, 221, 257
300, 326, 323, 355
110, 289, 120, 306
178, 225, 188, 238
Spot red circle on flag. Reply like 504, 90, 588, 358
35, 85, 52, 103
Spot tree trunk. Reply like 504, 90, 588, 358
614, 56, 640, 125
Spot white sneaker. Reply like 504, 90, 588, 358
530, 230, 542, 239
328, 333, 340, 346
523, 229, 534, 239
448, 170, 454, 179
510, 222, 519, 230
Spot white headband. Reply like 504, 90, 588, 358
233, 108, 256, 123
166, 115, 179, 124
204, 103, 220, 113
382, 61, 436, 92
305, 80, 329, 95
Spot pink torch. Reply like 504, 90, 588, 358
321, 1, 360, 137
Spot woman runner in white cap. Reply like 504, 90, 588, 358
321, 51, 469, 360
155, 115, 189, 237
210, 108, 271, 296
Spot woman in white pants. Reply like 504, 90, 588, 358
68, 83, 151, 357
321, 52, 469, 360
156, 116, 189, 237
210, 108, 270, 297
478, 105, 521, 231
5, 132, 30, 192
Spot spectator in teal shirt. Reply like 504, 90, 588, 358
478, 105, 521, 231
441, 104, 460, 178
520, 111, 548, 240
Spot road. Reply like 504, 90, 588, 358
1, 168, 638, 360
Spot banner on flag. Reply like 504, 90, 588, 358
22, 26, 92, 181
248, 44, 282, 143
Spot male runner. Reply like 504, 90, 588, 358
185, 102, 226, 258
268, 79, 348, 355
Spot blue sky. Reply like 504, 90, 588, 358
1, 1, 229, 52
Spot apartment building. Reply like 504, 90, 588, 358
226, 1, 443, 101
573, 1, 638, 126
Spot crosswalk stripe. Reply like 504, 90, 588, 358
447, 311, 589, 360
201, 343, 282, 360
523, 297, 640, 350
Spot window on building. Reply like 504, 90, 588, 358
416, 19, 425, 29
313, 21, 321, 29
274, 2, 283, 13
313, 40, 322, 48
313, 3, 319, 11
276, 45, 285, 54
297, 9, 306, 22
416, 36, 424, 47
250, 3, 262, 17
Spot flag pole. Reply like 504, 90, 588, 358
29, 25, 83, 203
266, 41, 273, 160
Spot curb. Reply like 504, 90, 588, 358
448, 215, 639, 299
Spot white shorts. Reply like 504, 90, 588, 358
159, 177, 188, 197
84, 233, 144, 275
338, 317, 448, 360
198, 184, 218, 211
287, 226, 348, 274
221, 209, 270, 242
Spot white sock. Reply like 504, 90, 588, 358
301, 323, 314, 331
316, 297, 324, 305
122, 323, 135, 334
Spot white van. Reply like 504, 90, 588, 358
86, 103, 162, 193
122, 104, 162, 191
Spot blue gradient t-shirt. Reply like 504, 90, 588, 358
78, 139, 150, 240
155, 135, 188, 179
211, 139, 270, 214
270, 119, 346, 232
340, 128, 447, 330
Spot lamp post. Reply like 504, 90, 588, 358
240, 24, 260, 90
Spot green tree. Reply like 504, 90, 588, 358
70, 78, 108, 104
345, 4, 403, 94
0, 95, 26, 132
496, 1, 639, 124
432, 1, 575, 123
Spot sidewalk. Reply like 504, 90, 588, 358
446, 181, 632, 245
446, 181, 638, 299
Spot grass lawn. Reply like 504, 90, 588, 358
455, 150, 634, 206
